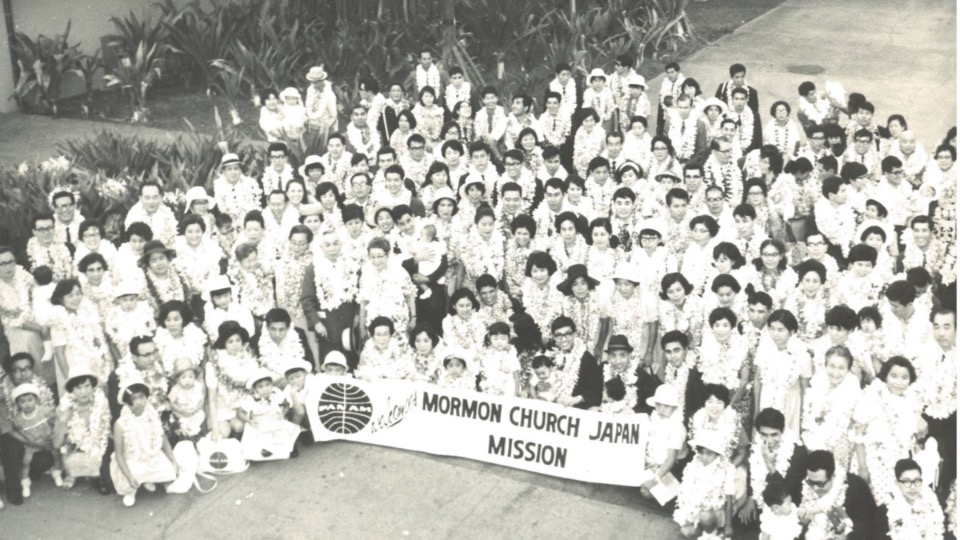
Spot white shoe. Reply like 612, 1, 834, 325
51, 469, 63, 487
21, 478, 31, 498
419, 289, 432, 300
122, 494, 136, 507
62, 476, 75, 489
143, 482, 156, 492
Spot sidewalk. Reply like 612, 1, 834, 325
646, 0, 956, 149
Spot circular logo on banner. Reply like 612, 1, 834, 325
317, 382, 373, 434
209, 451, 229, 470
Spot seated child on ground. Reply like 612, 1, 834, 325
12, 383, 62, 496
167, 357, 206, 442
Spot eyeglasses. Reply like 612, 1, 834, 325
807, 241, 826, 247
409, 146, 425, 151
706, 197, 723, 203
810, 135, 825, 140
554, 330, 574, 338
55, 202, 75, 210
747, 190, 765, 196
505, 161, 521, 167
898, 477, 923, 487
0, 259, 16, 266
34, 226, 54, 232
761, 251, 781, 257
137, 349, 159, 358
653, 145, 669, 150
805, 478, 829, 488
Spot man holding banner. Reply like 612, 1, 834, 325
545, 316, 603, 410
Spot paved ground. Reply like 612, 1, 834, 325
0, 0, 955, 538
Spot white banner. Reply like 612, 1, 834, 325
305, 375, 649, 486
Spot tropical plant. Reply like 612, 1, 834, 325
10, 22, 91, 115
103, 41, 167, 121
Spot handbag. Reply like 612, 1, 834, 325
196, 436, 249, 475
240, 420, 302, 462
168, 441, 218, 494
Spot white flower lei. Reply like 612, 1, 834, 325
229, 264, 273, 318
173, 237, 220, 294
53, 302, 111, 368
60, 391, 111, 456
214, 174, 262, 224
550, 235, 588, 274
276, 249, 311, 321
214, 348, 259, 404
586, 245, 618, 282
552, 339, 587, 402
798, 467, 851, 540
902, 231, 947, 278
357, 339, 414, 381
144, 266, 189, 311
699, 332, 747, 390
412, 350, 440, 383
662, 351, 698, 417
314, 253, 359, 313
947, 482, 957, 536
359, 260, 414, 327
922, 351, 957, 419
573, 126, 606, 176
116, 356, 169, 411
765, 120, 799, 156
415, 64, 440, 93
478, 346, 520, 395
669, 111, 699, 160
859, 381, 921, 452
154, 324, 207, 371
749, 431, 798, 504
444, 312, 486, 350
504, 242, 533, 295
462, 226, 505, 280
522, 278, 560, 337
118, 403, 164, 462
0, 266, 35, 328
690, 407, 741, 459
261, 164, 295, 193
674, 457, 730, 526
257, 325, 306, 375
602, 360, 638, 410
727, 107, 755, 150
26, 237, 72, 280
802, 372, 858, 450
479, 290, 514, 327
886, 486, 946, 540
786, 289, 830, 344
756, 335, 805, 412
563, 293, 603, 350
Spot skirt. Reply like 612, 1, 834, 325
110, 452, 177, 496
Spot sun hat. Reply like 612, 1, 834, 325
185, 186, 216, 210
138, 240, 176, 268
246, 368, 278, 390
322, 351, 348, 369
702, 97, 728, 115
65, 364, 99, 391
298, 154, 324, 178
220, 153, 241, 167
11, 383, 40, 402
556, 264, 600, 296
611, 264, 640, 284
283, 359, 314, 375
171, 357, 201, 379
279, 87, 302, 100
627, 73, 647, 89
205, 274, 234, 295
588, 68, 607, 81
646, 384, 680, 408
604, 335, 634, 354
214, 320, 250, 350
113, 280, 141, 299
305, 66, 328, 82
691, 432, 727, 456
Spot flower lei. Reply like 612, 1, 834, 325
673, 457, 730, 527
415, 64, 440, 93
54, 303, 111, 374
886, 486, 946, 540
261, 164, 295, 193
60, 391, 110, 456
229, 265, 274, 318
173, 237, 220, 294
662, 351, 698, 417
126, 203, 178, 244
257, 325, 306, 375
837, 271, 884, 312
445, 312, 485, 350
756, 335, 805, 413
314, 253, 359, 313
699, 332, 747, 390
118, 403, 164, 462
521, 278, 560, 337
551, 339, 587, 401
215, 348, 259, 405
412, 350, 440, 383
414, 104, 444, 142
116, 356, 169, 411
765, 120, 799, 156
749, 430, 798, 504
541, 112, 572, 147
0, 266, 35, 328
276, 249, 311, 321
213, 174, 262, 225
145, 266, 189, 312
479, 290, 514, 328
550, 235, 588, 274
668, 111, 698, 160
798, 468, 852, 540
690, 407, 741, 459
802, 372, 858, 451
26, 237, 72, 281
947, 482, 957, 536
563, 293, 603, 351
357, 339, 413, 381
461, 226, 505, 280
154, 325, 207, 372
3, 375, 54, 424
788, 289, 829, 344
922, 350, 957, 419
602, 361, 638, 410
586, 245, 618, 282
902, 231, 947, 278
504, 242, 533, 296
573, 126, 606, 176
860, 381, 921, 453
478, 346, 520, 395
359, 260, 414, 328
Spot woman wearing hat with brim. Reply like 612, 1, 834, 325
110, 377, 178, 507
557, 264, 608, 359
209, 320, 260, 438
50, 364, 113, 494
605, 262, 658, 368
138, 239, 190, 314
184, 186, 217, 234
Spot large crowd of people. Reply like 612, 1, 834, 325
0, 50, 957, 538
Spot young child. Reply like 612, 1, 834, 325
11, 383, 62, 495
105, 282, 156, 358
435, 349, 477, 391
320, 350, 350, 378
673, 433, 736, 538
282, 358, 316, 445
477, 322, 521, 397
642, 384, 687, 502
167, 357, 206, 442
600, 377, 632, 414
759, 481, 802, 540
411, 223, 446, 300
238, 369, 289, 433
530, 355, 561, 403
279, 87, 306, 140
203, 275, 256, 341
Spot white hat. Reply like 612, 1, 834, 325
645, 384, 680, 408
185, 186, 216, 210
305, 65, 328, 82
322, 351, 348, 369
220, 153, 241, 167
118, 375, 148, 403
611, 264, 640, 284
283, 359, 314, 375
246, 368, 278, 390
11, 383, 40, 402
443, 347, 474, 368
65, 364, 98, 390
114, 281, 141, 299
279, 87, 302, 100
205, 274, 233, 294
637, 219, 665, 239
627, 73, 647, 89
702, 97, 728, 115
691, 432, 727, 456
432, 186, 457, 206
588, 68, 607, 81
298, 154, 324, 178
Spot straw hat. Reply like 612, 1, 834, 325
138, 240, 176, 268
588, 68, 607, 81
646, 384, 680, 408
305, 66, 328, 82
627, 73, 647, 89
246, 368, 278, 390
185, 186, 216, 209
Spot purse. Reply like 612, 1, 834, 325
168, 441, 218, 494
196, 436, 249, 475
240, 420, 302, 462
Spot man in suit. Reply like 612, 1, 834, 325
715, 63, 759, 117
799, 450, 878, 539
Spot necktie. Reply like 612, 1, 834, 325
487, 109, 494, 134
553, 117, 557, 132
65, 226, 72, 245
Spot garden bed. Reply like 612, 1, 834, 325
29, 0, 787, 136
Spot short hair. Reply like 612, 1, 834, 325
179, 213, 206, 235
289, 224, 313, 243
884, 280, 916, 305
545, 90, 561, 103
511, 214, 536, 236
541, 146, 561, 160
396, 110, 417, 129
702, 383, 731, 406
857, 101, 875, 114
731, 87, 748, 98
825, 345, 854, 369
660, 330, 689, 350
711, 273, 742, 294
234, 242, 258, 262
895, 458, 922, 480
259, 87, 279, 103
243, 210, 265, 228
50, 278, 81, 306
390, 204, 414, 222
580, 107, 600, 124
805, 450, 837, 478
4, 352, 35, 375
713, 242, 746, 268
31, 212, 55, 230
78, 252, 108, 273
931, 306, 957, 326
825, 305, 858, 331
468, 142, 491, 157
139, 181, 163, 196
747, 290, 773, 309
475, 274, 498, 291
689, 215, 719, 236
680, 78, 700, 95
407, 133, 426, 147
409, 322, 441, 349
755, 407, 785, 432
934, 144, 957, 160
157, 300, 194, 327
733, 203, 757, 220
384, 164, 405, 180
878, 355, 917, 384
265, 307, 292, 327
604, 378, 627, 401
762, 481, 791, 508
588, 157, 610, 174
550, 316, 576, 334
544, 177, 566, 193
480, 85, 498, 98
767, 309, 799, 334
267, 141, 289, 156
858, 306, 883, 328
664, 62, 680, 72
821, 175, 847, 198
128, 335, 154, 357
910, 215, 932, 230
612, 187, 636, 203
368, 315, 395, 335
665, 188, 689, 206
847, 243, 878, 265
821, 156, 841, 174
659, 273, 693, 299
554, 211, 581, 234
769, 100, 791, 117
743, 178, 768, 200
708, 307, 738, 328
531, 355, 555, 369
474, 206, 495, 225
906, 267, 932, 289
367, 236, 390, 255
795, 259, 827, 284
525, 251, 557, 277
121, 383, 151, 406
449, 288, 480, 314
881, 156, 902, 174
78, 220, 105, 241
798, 81, 816, 96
